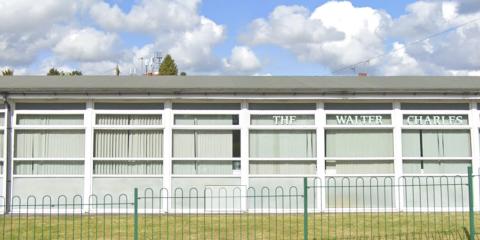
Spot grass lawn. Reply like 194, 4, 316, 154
0, 212, 478, 239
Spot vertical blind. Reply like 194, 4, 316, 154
94, 130, 163, 158
15, 130, 85, 158
16, 115, 84, 125
14, 161, 84, 175
249, 161, 316, 174
326, 130, 393, 157
96, 114, 162, 125
174, 115, 237, 125
172, 161, 232, 175
94, 161, 163, 175
173, 130, 237, 158
402, 130, 471, 157
326, 160, 394, 174
249, 130, 316, 158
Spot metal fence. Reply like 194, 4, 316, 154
1, 168, 480, 239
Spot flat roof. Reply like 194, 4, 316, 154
0, 76, 480, 94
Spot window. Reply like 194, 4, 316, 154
0, 113, 4, 175
402, 130, 471, 174
249, 130, 316, 175
325, 129, 394, 174
17, 114, 84, 125
175, 115, 238, 125
93, 114, 163, 175
250, 130, 316, 158
172, 130, 240, 175
14, 130, 85, 175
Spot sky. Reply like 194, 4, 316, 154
0, 0, 479, 76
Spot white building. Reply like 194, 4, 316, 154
0, 76, 479, 210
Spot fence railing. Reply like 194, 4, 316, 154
1, 168, 480, 239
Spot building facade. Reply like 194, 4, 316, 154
1, 76, 480, 210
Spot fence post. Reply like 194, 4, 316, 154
468, 166, 475, 240
134, 188, 139, 240
303, 177, 308, 240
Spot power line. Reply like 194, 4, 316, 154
332, 16, 480, 74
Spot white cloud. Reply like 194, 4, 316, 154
53, 28, 119, 62
387, 1, 480, 74
90, 0, 201, 34
243, 1, 391, 69
90, 0, 227, 73
223, 46, 261, 74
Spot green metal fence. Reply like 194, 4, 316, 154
1, 168, 480, 239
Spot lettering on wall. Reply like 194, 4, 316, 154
272, 115, 296, 125
405, 115, 466, 125
335, 115, 384, 125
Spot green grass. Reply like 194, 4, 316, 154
0, 212, 479, 239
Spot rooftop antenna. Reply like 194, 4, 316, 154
150, 52, 163, 75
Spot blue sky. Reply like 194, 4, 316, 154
0, 0, 479, 76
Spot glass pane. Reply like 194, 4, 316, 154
172, 161, 233, 175
14, 161, 84, 175
403, 160, 471, 174
250, 115, 314, 125
15, 130, 85, 158
173, 130, 239, 158
96, 114, 162, 125
173, 103, 240, 110
94, 130, 163, 158
402, 103, 469, 110
0, 113, 4, 126
326, 160, 394, 174
95, 102, 164, 110
249, 161, 316, 174
15, 103, 86, 110
250, 130, 316, 158
17, 115, 84, 125
0, 131, 3, 157
403, 115, 468, 125
326, 114, 391, 125
249, 103, 316, 110
402, 130, 471, 157
94, 161, 162, 175
325, 103, 392, 110
174, 115, 238, 125
325, 130, 393, 158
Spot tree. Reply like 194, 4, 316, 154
180, 72, 187, 76
2, 68, 13, 76
70, 70, 82, 76
115, 64, 120, 76
47, 68, 61, 76
159, 54, 178, 75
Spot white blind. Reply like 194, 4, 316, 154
94, 161, 162, 175
173, 130, 235, 158
14, 161, 84, 175
326, 160, 394, 174
96, 114, 162, 125
172, 161, 232, 175
250, 130, 316, 158
15, 130, 85, 158
17, 115, 84, 125
326, 130, 393, 158
402, 130, 471, 157
174, 115, 237, 125
94, 130, 163, 158
249, 161, 316, 174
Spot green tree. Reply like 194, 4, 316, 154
70, 70, 82, 76
47, 68, 61, 76
2, 68, 13, 76
159, 54, 178, 75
